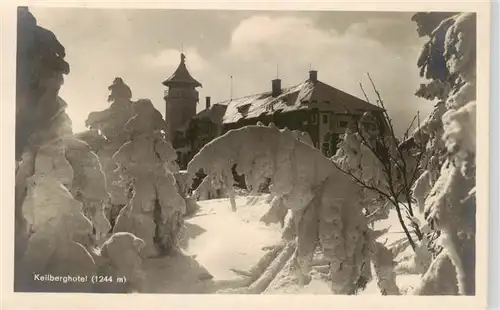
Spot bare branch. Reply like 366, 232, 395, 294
365, 74, 423, 227
332, 75, 426, 250
403, 114, 418, 141
359, 82, 373, 106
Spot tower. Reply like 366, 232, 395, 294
162, 53, 202, 140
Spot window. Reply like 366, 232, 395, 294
322, 114, 329, 124
322, 143, 330, 157
237, 104, 251, 115
330, 133, 340, 155
339, 121, 348, 128
311, 114, 318, 125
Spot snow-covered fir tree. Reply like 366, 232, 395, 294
407, 12, 476, 295
15, 9, 148, 293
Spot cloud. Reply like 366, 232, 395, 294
141, 47, 207, 73
345, 18, 405, 40
222, 15, 433, 134
26, 9, 432, 136
229, 15, 336, 62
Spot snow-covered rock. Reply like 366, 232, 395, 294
95, 232, 146, 292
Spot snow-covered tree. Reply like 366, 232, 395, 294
79, 78, 138, 210
110, 99, 186, 257
331, 91, 428, 255
407, 12, 476, 295
14, 9, 147, 293
187, 124, 397, 294
330, 128, 400, 295
77, 78, 187, 258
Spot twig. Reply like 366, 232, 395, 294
366, 73, 423, 240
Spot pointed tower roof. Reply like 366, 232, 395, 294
162, 53, 202, 88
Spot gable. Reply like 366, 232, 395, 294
308, 81, 384, 113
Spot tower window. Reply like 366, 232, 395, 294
322, 114, 329, 124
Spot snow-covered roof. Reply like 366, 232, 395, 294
193, 103, 227, 125
203, 79, 383, 125
162, 53, 202, 88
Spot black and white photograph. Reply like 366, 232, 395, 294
1, 0, 493, 308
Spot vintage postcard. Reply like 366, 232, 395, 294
0, 0, 492, 309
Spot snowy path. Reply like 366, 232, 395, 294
142, 195, 282, 293
181, 196, 283, 280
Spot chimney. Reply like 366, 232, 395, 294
205, 96, 211, 109
309, 70, 318, 82
272, 79, 281, 97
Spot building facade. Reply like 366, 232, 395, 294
218, 70, 387, 154
164, 58, 387, 169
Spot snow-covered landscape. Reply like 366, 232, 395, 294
144, 194, 420, 294
11, 6, 480, 299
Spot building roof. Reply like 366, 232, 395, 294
193, 103, 227, 126
204, 78, 383, 124
162, 53, 202, 88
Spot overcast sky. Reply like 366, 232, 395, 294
28, 7, 431, 135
